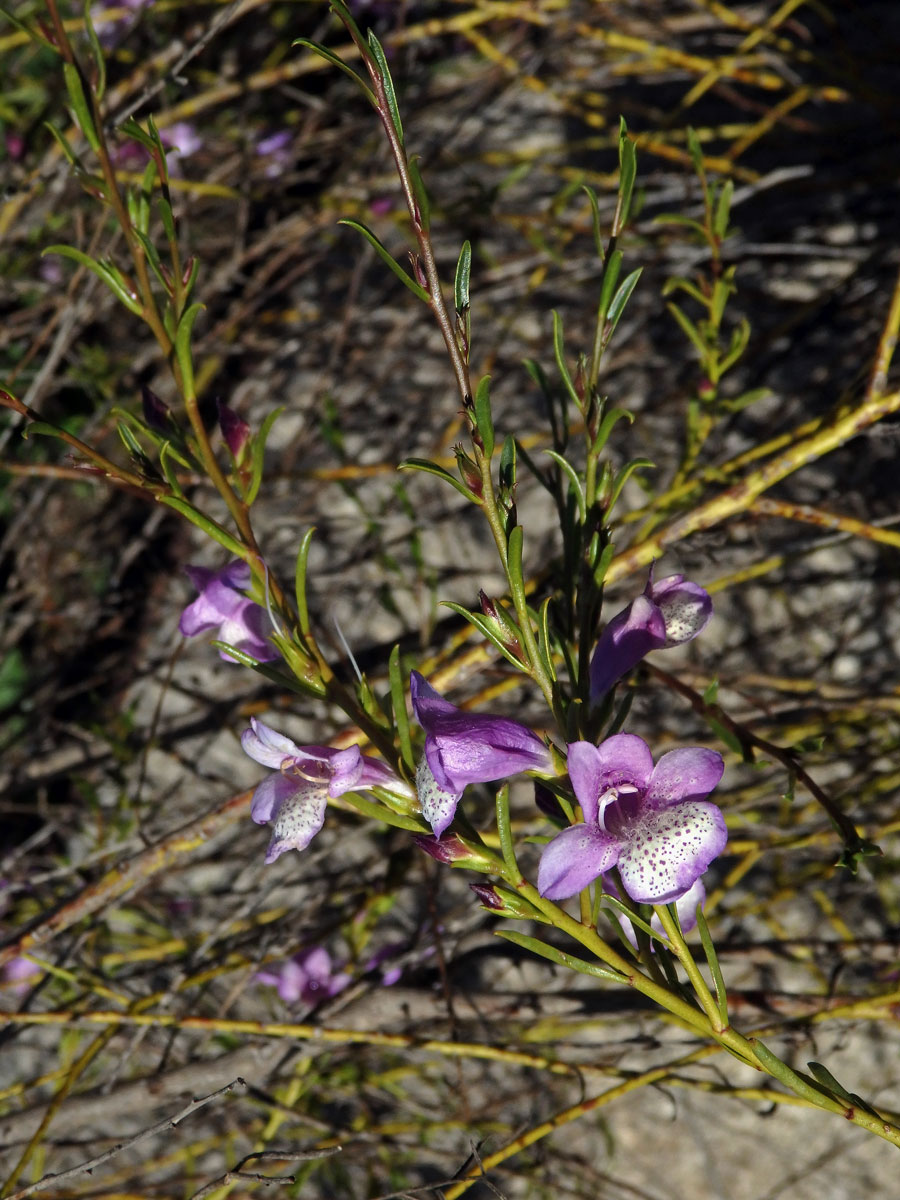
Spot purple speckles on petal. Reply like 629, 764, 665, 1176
264, 784, 328, 862
539, 733, 726, 906
416, 756, 462, 838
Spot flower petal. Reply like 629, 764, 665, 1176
651, 576, 712, 646
617, 800, 727, 904
242, 718, 302, 768
653, 878, 706, 937
589, 594, 667, 698
263, 784, 328, 863
249, 771, 300, 824
218, 599, 278, 662
644, 746, 724, 809
416, 756, 462, 838
592, 733, 655, 793
537, 823, 620, 900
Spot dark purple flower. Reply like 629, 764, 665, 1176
179, 559, 278, 663
241, 717, 404, 863
589, 572, 712, 700
216, 399, 250, 461
257, 946, 350, 1006
410, 671, 553, 837
538, 733, 726, 905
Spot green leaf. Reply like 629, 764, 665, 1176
496, 929, 626, 982
667, 301, 708, 361
294, 526, 315, 637
63, 62, 100, 153
454, 239, 472, 314
662, 275, 707, 305
367, 30, 403, 144
614, 116, 637, 234
132, 229, 168, 291
499, 433, 517, 494
388, 645, 415, 771
551, 310, 581, 409
174, 303, 205, 399
158, 441, 185, 497
160, 496, 246, 557
582, 184, 604, 258
441, 602, 527, 671
338, 219, 429, 302
589, 405, 633, 457
43, 121, 82, 168
399, 457, 482, 504
473, 374, 494, 458
82, 0, 107, 103
686, 127, 705, 177
544, 449, 585, 522
653, 213, 707, 238
605, 457, 654, 515
606, 267, 642, 335
42, 245, 142, 315
591, 540, 616, 588
292, 38, 376, 106
713, 178, 734, 240
246, 405, 284, 506
341, 791, 426, 833
597, 248, 622, 325
695, 905, 729, 1026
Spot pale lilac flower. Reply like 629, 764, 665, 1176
179, 559, 277, 663
160, 122, 202, 161
1, 956, 42, 995
257, 946, 350, 1006
410, 671, 553, 837
538, 733, 726, 905
255, 130, 293, 179
589, 571, 712, 700
241, 717, 401, 863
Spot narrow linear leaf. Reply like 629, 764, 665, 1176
582, 184, 604, 259
388, 645, 414, 771
606, 457, 654, 515
158, 442, 185, 498
713, 178, 734, 240
246, 406, 284, 506
367, 30, 403, 144
589, 405, 633, 457
338, 219, 429, 301
399, 457, 482, 504
667, 301, 708, 360
551, 311, 582, 409
544, 449, 585, 522
614, 117, 637, 234
43, 121, 82, 168
294, 526, 316, 637
159, 495, 246, 557
174, 303, 205, 399
496, 930, 626, 982
341, 792, 426, 833
82, 1, 107, 102
454, 239, 472, 314
473, 374, 494, 459
43, 245, 142, 314
606, 267, 642, 334
694, 905, 729, 1027
408, 155, 430, 229
441, 603, 526, 671
499, 433, 517, 494
63, 62, 100, 152
597, 248, 622, 325
292, 38, 376, 106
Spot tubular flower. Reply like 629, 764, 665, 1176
589, 572, 712, 701
410, 671, 553, 837
538, 733, 726, 905
241, 717, 400, 863
256, 946, 350, 1006
179, 559, 278, 663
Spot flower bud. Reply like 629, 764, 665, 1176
413, 832, 498, 871
454, 445, 483, 499
470, 883, 540, 918
141, 385, 171, 433
478, 591, 524, 660
217, 399, 251, 463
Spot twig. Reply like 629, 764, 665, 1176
188, 1147, 341, 1200
4, 1079, 247, 1200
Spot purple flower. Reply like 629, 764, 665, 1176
410, 671, 553, 837
255, 130, 293, 178
216, 399, 250, 461
537, 733, 726, 905
241, 717, 401, 863
2, 956, 42, 995
179, 559, 278, 663
257, 946, 350, 1006
589, 572, 712, 700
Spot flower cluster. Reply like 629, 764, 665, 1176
226, 568, 724, 927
